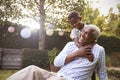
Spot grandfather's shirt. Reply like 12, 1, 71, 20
54, 42, 108, 80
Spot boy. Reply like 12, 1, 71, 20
68, 11, 94, 62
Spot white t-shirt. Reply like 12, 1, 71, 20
70, 28, 80, 40
70, 24, 89, 40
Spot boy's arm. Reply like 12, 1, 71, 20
70, 28, 94, 62
73, 38, 94, 62
65, 46, 93, 64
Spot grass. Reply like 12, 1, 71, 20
0, 69, 116, 80
0, 70, 18, 80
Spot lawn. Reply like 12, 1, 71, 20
0, 70, 18, 80
0, 69, 115, 80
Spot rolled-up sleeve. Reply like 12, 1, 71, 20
54, 42, 71, 67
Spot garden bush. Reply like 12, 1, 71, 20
107, 68, 120, 79
22, 48, 49, 70
106, 52, 120, 67
45, 33, 120, 54
98, 35, 120, 54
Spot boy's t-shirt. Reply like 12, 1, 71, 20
70, 24, 89, 40
70, 28, 80, 40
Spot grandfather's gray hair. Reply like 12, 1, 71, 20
85, 24, 100, 41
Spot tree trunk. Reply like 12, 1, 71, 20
38, 19, 45, 50
38, 0, 46, 50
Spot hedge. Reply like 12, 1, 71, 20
107, 67, 120, 79
45, 33, 120, 54
22, 48, 49, 70
97, 35, 120, 54
0, 31, 120, 55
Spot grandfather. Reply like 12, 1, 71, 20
54, 24, 108, 80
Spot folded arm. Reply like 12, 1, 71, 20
54, 42, 93, 67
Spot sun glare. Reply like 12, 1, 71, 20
19, 18, 40, 31
20, 28, 31, 39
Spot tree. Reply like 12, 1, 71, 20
114, 4, 120, 37
94, 15, 106, 32
0, 0, 45, 50
35, 0, 46, 50
105, 7, 119, 36
0, 0, 94, 50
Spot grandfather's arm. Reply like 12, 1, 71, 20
54, 42, 93, 67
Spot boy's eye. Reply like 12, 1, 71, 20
73, 20, 78, 23
69, 18, 79, 25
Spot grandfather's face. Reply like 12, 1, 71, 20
79, 27, 95, 45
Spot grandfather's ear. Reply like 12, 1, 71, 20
79, 17, 82, 20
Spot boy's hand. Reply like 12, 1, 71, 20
75, 45, 94, 62
75, 46, 92, 57
87, 54, 94, 62
85, 45, 94, 62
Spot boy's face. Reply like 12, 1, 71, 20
69, 17, 82, 30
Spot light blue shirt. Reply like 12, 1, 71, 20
54, 42, 108, 80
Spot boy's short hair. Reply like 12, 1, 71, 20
68, 11, 80, 20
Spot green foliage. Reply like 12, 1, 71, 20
107, 68, 120, 79
0, 0, 120, 37
106, 53, 120, 67
22, 48, 49, 69
106, 55, 111, 67
109, 52, 120, 67
0, 0, 23, 25
46, 0, 89, 29
45, 31, 71, 50
1, 0, 120, 50
114, 19, 120, 37
94, 16, 106, 32
104, 8, 120, 37
48, 47, 59, 64
98, 35, 120, 54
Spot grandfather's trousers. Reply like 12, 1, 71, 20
7, 65, 66, 80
